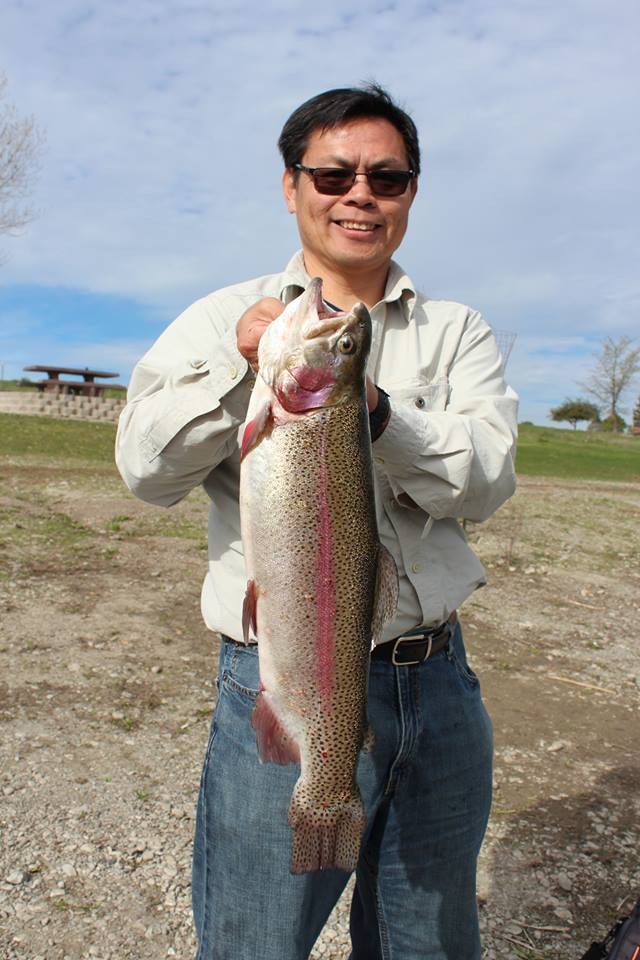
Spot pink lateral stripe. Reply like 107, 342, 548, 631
314, 428, 336, 714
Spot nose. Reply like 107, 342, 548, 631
344, 173, 376, 204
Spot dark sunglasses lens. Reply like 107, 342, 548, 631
312, 169, 354, 194
368, 172, 411, 196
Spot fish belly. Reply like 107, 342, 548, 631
240, 403, 378, 873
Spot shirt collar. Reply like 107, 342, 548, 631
279, 251, 417, 320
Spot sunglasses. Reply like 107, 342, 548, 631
293, 164, 416, 197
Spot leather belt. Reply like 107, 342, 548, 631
371, 612, 457, 666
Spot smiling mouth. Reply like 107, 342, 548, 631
335, 220, 378, 232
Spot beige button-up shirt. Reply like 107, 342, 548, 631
116, 252, 518, 644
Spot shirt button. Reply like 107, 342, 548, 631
411, 561, 423, 573
229, 366, 238, 379
388, 499, 396, 510
414, 396, 425, 408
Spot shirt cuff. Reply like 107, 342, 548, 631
369, 386, 391, 442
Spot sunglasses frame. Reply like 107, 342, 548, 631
293, 163, 416, 197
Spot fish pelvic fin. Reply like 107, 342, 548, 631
251, 690, 300, 766
242, 579, 258, 644
371, 544, 399, 644
288, 785, 365, 874
240, 400, 273, 461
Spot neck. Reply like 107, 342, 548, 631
301, 255, 389, 310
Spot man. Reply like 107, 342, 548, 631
116, 84, 518, 960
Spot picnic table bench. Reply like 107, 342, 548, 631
23, 365, 121, 398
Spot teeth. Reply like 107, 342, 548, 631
339, 221, 376, 232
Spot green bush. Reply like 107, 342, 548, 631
594, 413, 627, 433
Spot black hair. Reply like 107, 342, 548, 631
277, 83, 420, 176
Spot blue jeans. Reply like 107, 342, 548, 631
192, 622, 493, 960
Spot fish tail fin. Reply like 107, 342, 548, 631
288, 784, 365, 874
251, 690, 300, 766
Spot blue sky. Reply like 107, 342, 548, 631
1, 0, 639, 424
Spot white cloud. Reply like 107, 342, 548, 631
0, 0, 639, 422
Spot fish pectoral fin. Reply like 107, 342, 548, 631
240, 400, 273, 461
288, 786, 365, 874
371, 544, 399, 644
251, 691, 300, 766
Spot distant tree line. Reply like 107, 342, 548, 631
549, 336, 640, 433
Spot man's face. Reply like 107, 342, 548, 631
282, 117, 417, 281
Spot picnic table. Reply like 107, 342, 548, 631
23, 365, 122, 398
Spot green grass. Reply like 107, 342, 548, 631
0, 413, 117, 464
1, 379, 126, 398
516, 423, 639, 481
1, 413, 638, 482
0, 379, 37, 392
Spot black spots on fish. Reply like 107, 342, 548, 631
244, 400, 377, 873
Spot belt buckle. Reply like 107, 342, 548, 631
391, 633, 432, 667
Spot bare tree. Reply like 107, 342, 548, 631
0, 71, 43, 242
580, 336, 640, 432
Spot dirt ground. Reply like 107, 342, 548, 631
0, 454, 638, 960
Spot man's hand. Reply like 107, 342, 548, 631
237, 298, 284, 371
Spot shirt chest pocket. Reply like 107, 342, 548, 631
388, 376, 450, 413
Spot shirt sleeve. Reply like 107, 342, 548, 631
115, 295, 251, 507
372, 310, 518, 523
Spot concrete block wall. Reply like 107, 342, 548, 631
0, 391, 126, 423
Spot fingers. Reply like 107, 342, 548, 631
237, 298, 284, 371
366, 376, 379, 413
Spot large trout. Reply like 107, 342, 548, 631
239, 278, 398, 874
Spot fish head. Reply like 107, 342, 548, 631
258, 278, 372, 415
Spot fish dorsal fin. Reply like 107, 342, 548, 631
371, 544, 399, 645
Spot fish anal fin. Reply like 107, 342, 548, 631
288, 785, 365, 874
242, 579, 258, 644
362, 724, 375, 753
371, 544, 399, 644
240, 401, 273, 461
251, 690, 300, 766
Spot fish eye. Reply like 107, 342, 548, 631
337, 334, 357, 355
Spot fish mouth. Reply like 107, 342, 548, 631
301, 277, 347, 341
268, 278, 370, 413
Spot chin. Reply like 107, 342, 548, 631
337, 249, 387, 270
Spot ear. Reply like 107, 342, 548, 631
408, 177, 418, 207
282, 168, 297, 214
